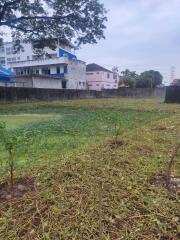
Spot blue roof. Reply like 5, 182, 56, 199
59, 48, 77, 60
0, 66, 14, 76
0, 66, 15, 82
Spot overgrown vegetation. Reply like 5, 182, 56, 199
0, 98, 179, 239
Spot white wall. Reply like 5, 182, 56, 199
16, 76, 62, 89
32, 77, 62, 89
2, 41, 86, 90
86, 71, 118, 91
1, 42, 74, 68
67, 60, 87, 89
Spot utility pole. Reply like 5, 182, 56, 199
170, 66, 175, 84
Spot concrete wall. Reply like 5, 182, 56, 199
0, 87, 165, 103
67, 60, 86, 90
101, 88, 166, 98
165, 86, 180, 103
0, 87, 98, 102
16, 76, 62, 89
32, 77, 62, 89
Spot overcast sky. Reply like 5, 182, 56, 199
78, 0, 180, 84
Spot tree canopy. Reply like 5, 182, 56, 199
0, 0, 107, 50
136, 70, 163, 88
119, 69, 163, 88
120, 69, 139, 88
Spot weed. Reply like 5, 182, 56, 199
0, 99, 179, 239
0, 122, 18, 196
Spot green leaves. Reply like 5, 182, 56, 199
120, 69, 163, 88
0, 0, 107, 49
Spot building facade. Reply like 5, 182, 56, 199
0, 42, 86, 89
86, 63, 118, 91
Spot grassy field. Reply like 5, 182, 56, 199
0, 98, 179, 239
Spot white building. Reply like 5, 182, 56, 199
86, 63, 118, 91
0, 42, 86, 89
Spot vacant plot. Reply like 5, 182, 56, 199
0, 98, 179, 239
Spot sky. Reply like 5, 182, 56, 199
78, 0, 180, 84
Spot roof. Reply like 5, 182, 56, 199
0, 66, 14, 76
0, 66, 15, 82
171, 79, 180, 86
86, 63, 113, 73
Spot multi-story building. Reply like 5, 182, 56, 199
0, 42, 86, 89
86, 63, 118, 91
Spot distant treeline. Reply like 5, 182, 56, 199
112, 68, 163, 88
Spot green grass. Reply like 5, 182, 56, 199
0, 103, 169, 173
0, 114, 56, 129
0, 98, 179, 239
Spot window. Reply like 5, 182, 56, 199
0, 57, 5, 65
46, 53, 57, 59
79, 82, 81, 85
62, 80, 67, 89
86, 72, 93, 75
27, 56, 30, 60
29, 68, 33, 74
32, 55, 43, 60
36, 69, 39, 74
0, 47, 4, 53
83, 82, 85, 86
107, 73, 110, 78
6, 47, 13, 55
64, 65, 68, 74
42, 68, 51, 75
57, 67, 60, 74
15, 69, 21, 75
7, 57, 16, 62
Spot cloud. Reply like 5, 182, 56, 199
78, 0, 180, 83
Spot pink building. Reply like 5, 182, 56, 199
86, 63, 118, 91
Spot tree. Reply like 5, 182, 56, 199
120, 69, 139, 88
136, 70, 163, 88
112, 66, 119, 74
0, 122, 18, 196
0, 0, 107, 51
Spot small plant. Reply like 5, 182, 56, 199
166, 143, 180, 192
111, 121, 124, 148
0, 121, 18, 196
113, 123, 121, 143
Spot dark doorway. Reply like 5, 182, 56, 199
62, 80, 67, 89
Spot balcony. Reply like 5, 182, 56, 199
51, 73, 67, 78
7, 57, 69, 68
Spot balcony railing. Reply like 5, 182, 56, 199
7, 57, 69, 68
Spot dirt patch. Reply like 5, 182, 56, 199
109, 140, 124, 149
151, 126, 167, 131
0, 177, 35, 201
149, 174, 180, 193
149, 174, 166, 187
